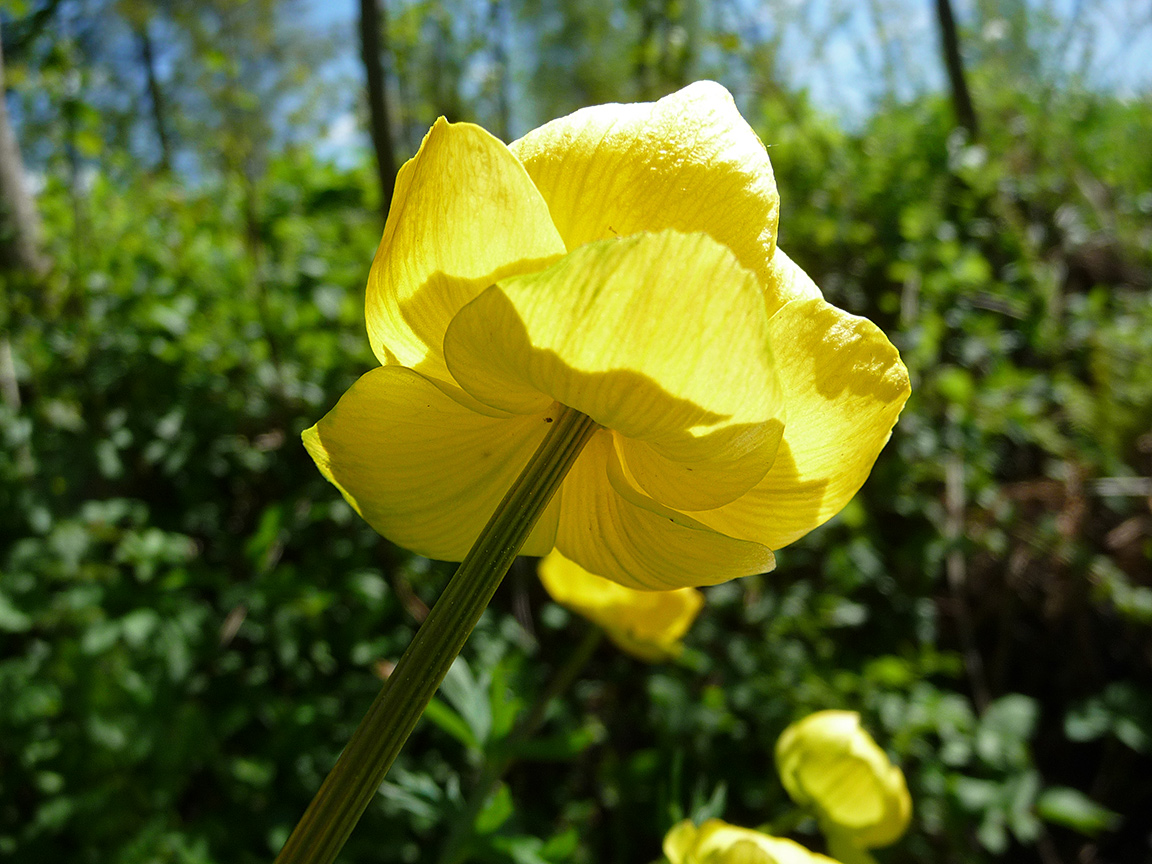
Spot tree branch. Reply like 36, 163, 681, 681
359, 0, 398, 222
933, 0, 979, 137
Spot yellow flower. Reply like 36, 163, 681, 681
537, 550, 703, 661
775, 711, 912, 850
303, 82, 910, 590
664, 819, 841, 864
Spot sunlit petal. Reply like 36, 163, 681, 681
663, 820, 700, 864
765, 246, 824, 310
692, 298, 910, 549
444, 230, 784, 510
553, 432, 774, 590
365, 119, 565, 381
510, 82, 781, 292
303, 366, 560, 561
665, 819, 841, 864
776, 711, 912, 849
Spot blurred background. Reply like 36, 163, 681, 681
1, 1, 1151, 862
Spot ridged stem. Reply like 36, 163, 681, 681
274, 404, 598, 864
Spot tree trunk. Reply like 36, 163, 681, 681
0, 34, 45, 454
359, 0, 398, 222
136, 19, 173, 172
933, 0, 979, 137
0, 34, 48, 276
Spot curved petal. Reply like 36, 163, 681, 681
444, 230, 784, 511
683, 820, 842, 864
776, 711, 911, 850
537, 550, 703, 662
302, 366, 560, 561
692, 298, 911, 549
365, 118, 566, 381
509, 81, 781, 291
663, 820, 700, 864
765, 247, 824, 313
553, 432, 775, 590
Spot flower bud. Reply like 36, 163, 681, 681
775, 711, 911, 849
664, 819, 839, 864
538, 551, 703, 661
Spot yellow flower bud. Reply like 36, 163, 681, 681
664, 819, 841, 864
775, 711, 911, 849
537, 550, 703, 661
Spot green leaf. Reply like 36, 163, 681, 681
422, 697, 479, 751
539, 827, 580, 861
1064, 699, 1111, 742
489, 834, 549, 864
378, 769, 456, 828
0, 592, 32, 633
1036, 787, 1121, 837
474, 783, 514, 835
976, 694, 1038, 768
1007, 769, 1041, 843
440, 656, 492, 748
976, 810, 1008, 854
487, 658, 523, 742
953, 776, 998, 810
689, 781, 727, 824
1065, 683, 1152, 753
508, 723, 603, 761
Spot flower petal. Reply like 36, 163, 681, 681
302, 366, 560, 561
444, 230, 784, 511
776, 711, 912, 850
537, 550, 703, 662
509, 81, 781, 292
692, 298, 911, 549
766, 246, 824, 307
663, 820, 700, 864
687, 820, 843, 864
553, 432, 775, 590
365, 118, 566, 381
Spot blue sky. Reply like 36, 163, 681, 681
304, 0, 1152, 163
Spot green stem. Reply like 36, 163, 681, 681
274, 404, 598, 864
437, 624, 603, 864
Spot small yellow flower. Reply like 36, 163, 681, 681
775, 711, 911, 850
664, 819, 840, 864
537, 550, 703, 661
303, 82, 910, 590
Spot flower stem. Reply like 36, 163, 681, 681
274, 404, 598, 864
